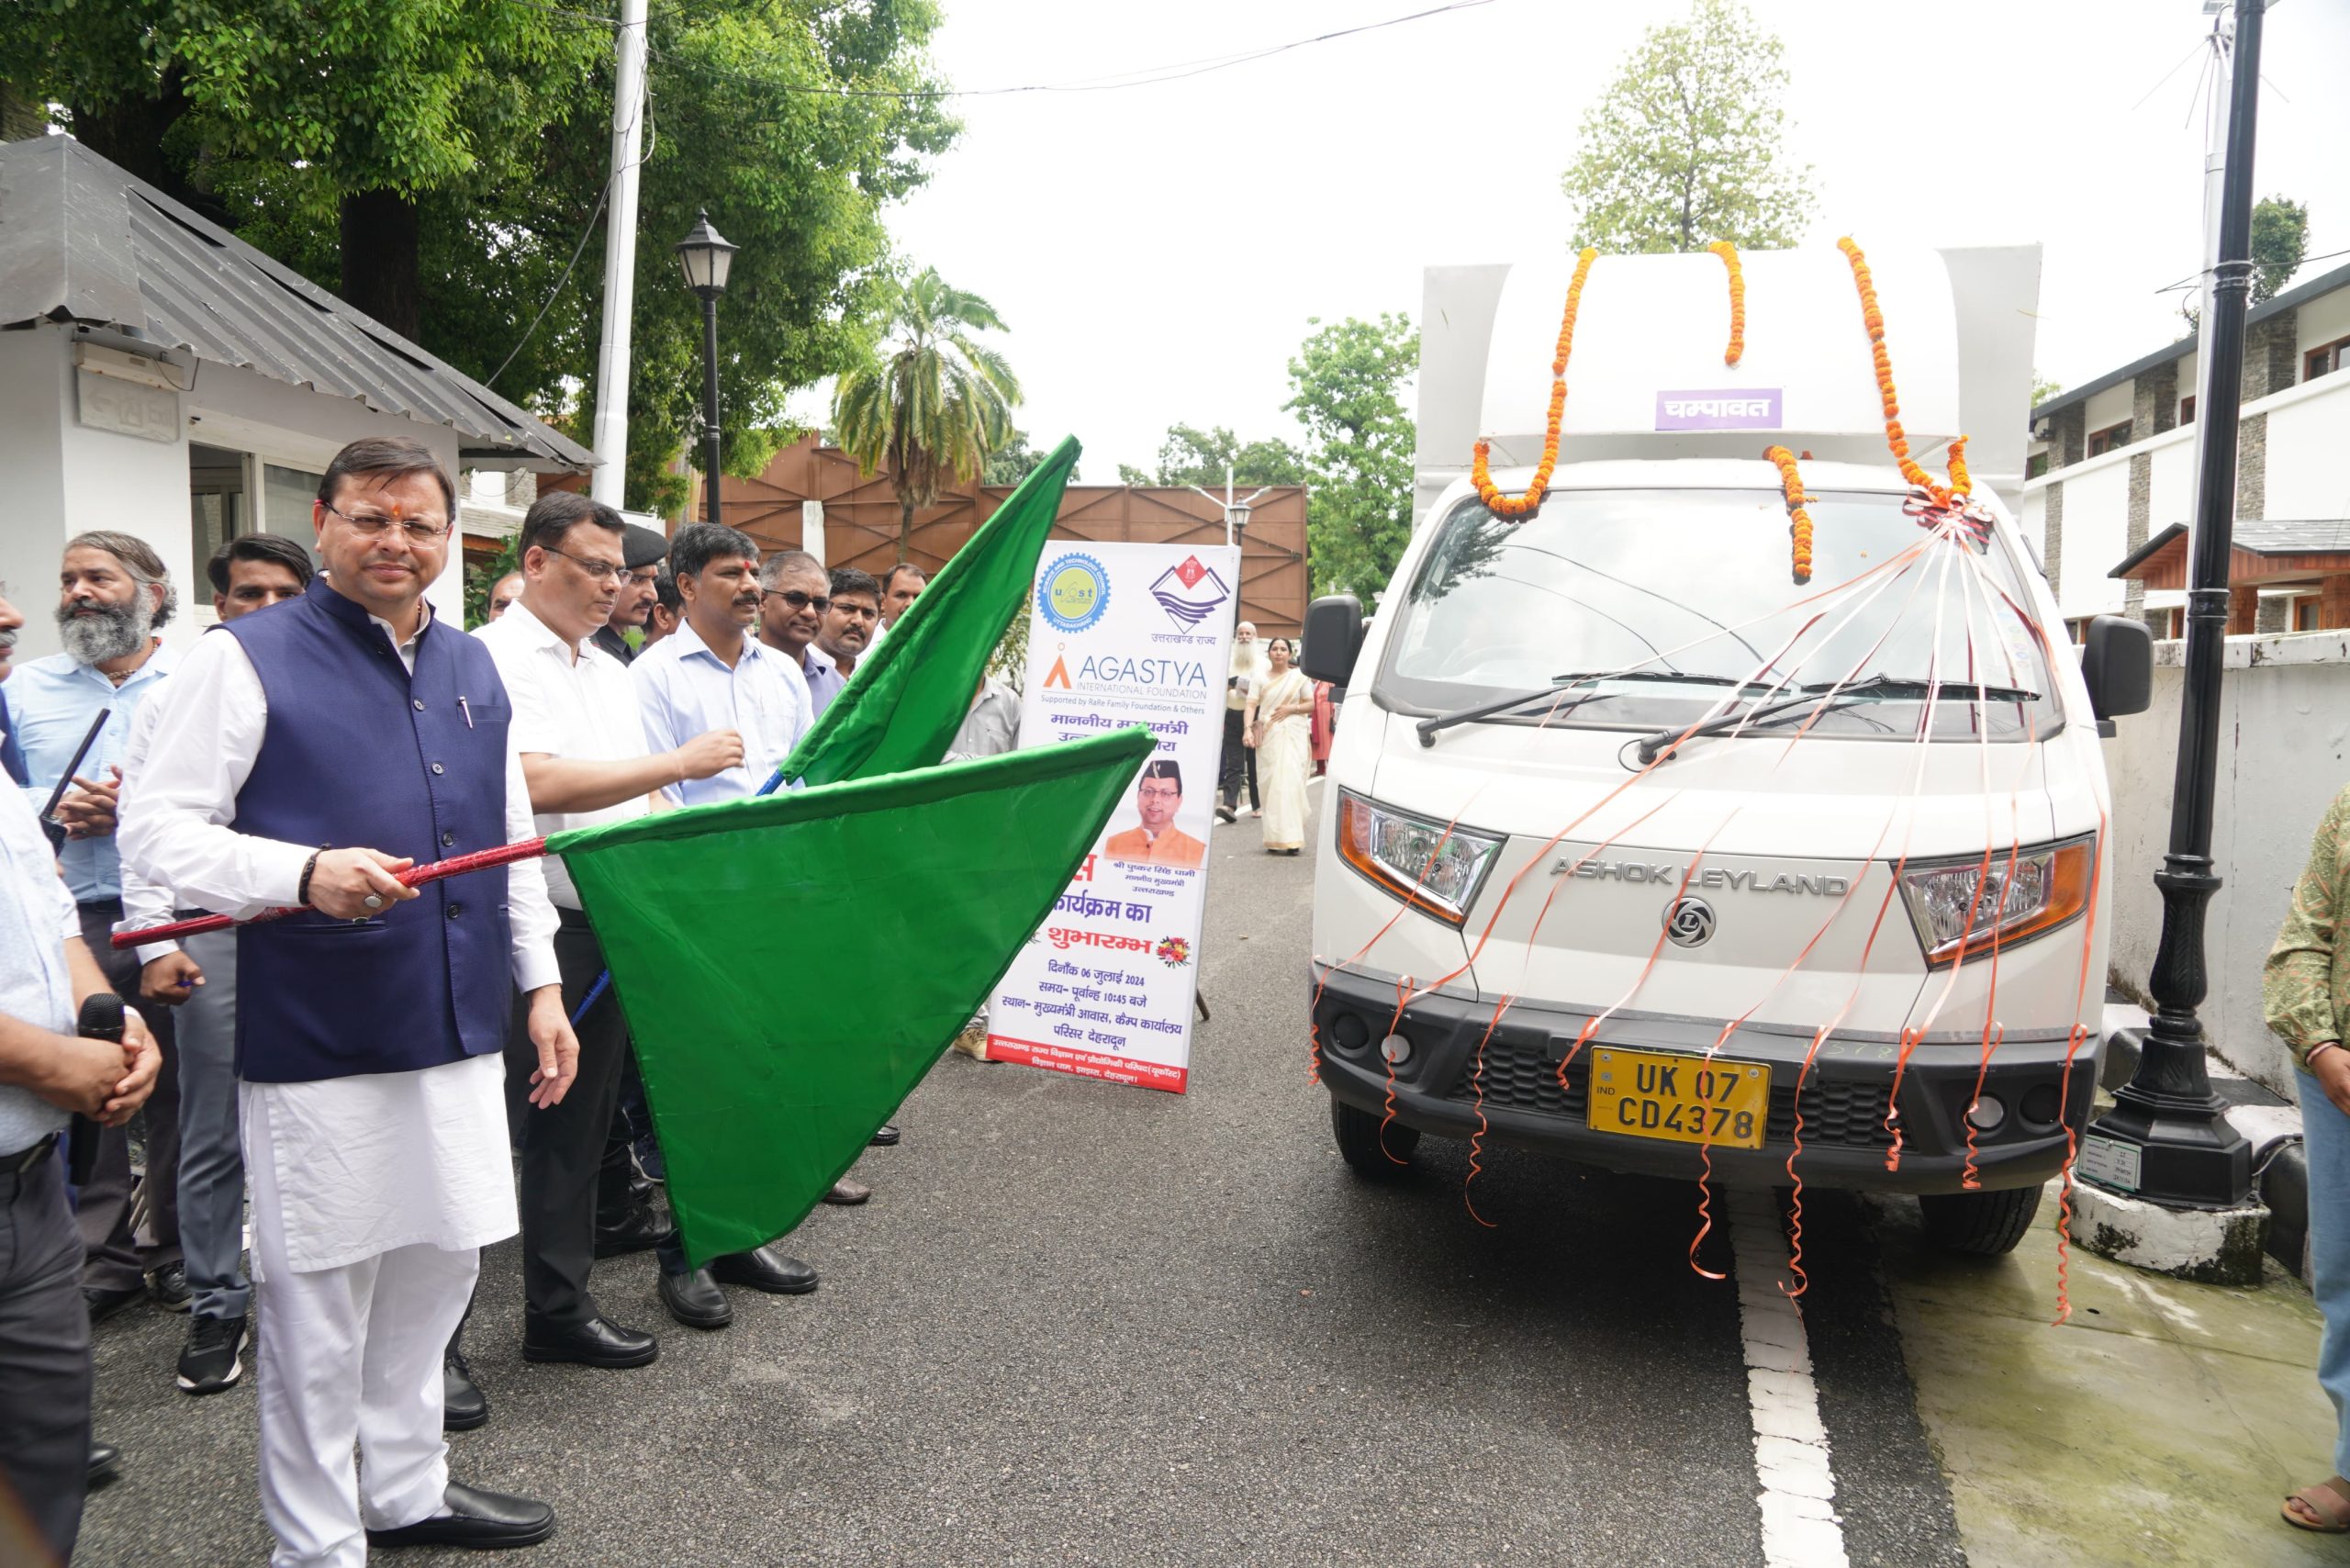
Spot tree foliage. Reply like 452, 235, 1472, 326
1285, 315, 1417, 600
2251, 195, 2310, 306
1560, 0, 1811, 254
0, 0, 957, 518
2030, 372, 2064, 410
1115, 424, 1306, 488
832, 266, 1024, 560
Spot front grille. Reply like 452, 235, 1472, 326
1448, 1038, 1895, 1150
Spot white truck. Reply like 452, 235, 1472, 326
1300, 244, 2153, 1254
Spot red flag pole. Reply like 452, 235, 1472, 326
110, 838, 549, 950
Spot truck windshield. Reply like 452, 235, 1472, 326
1378, 489, 2059, 744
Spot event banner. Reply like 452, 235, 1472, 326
986, 541, 1241, 1093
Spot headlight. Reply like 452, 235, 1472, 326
1335, 790, 1504, 925
1897, 836, 2097, 967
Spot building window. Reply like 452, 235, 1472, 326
2309, 335, 2350, 382
262, 464, 326, 558
190, 444, 250, 570
2087, 420, 2132, 457
2025, 450, 2050, 480
2178, 396, 2196, 424
2295, 596, 2320, 633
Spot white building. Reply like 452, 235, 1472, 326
2021, 258, 2350, 640
0, 134, 593, 657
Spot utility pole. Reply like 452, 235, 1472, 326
588, 0, 648, 508
2079, 0, 2264, 1209
1189, 464, 1270, 549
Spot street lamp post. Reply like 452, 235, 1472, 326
2079, 0, 2264, 1209
675, 209, 738, 527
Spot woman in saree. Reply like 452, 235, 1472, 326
1246, 637, 1315, 855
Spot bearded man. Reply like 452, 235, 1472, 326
11, 532, 186, 1318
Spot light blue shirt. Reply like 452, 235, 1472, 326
0, 777, 79, 1154
631, 617, 811, 806
13, 644, 176, 902
801, 641, 849, 717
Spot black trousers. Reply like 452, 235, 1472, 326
0, 1148, 93, 1563
1218, 706, 1258, 812
74, 898, 180, 1294
503, 913, 632, 1328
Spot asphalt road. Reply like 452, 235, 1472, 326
80, 781, 1966, 1566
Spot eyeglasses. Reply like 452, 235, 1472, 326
538, 545, 630, 585
762, 588, 831, 613
1137, 786, 1182, 801
322, 503, 452, 543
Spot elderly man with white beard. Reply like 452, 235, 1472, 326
10, 532, 186, 1323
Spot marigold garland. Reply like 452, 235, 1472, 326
1835, 236, 1972, 508
1707, 241, 1745, 366
1764, 444, 1814, 583
1471, 246, 1599, 518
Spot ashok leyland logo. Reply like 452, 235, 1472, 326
1037, 553, 1110, 633
1149, 554, 1230, 631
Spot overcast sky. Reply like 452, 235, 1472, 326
814, 0, 2350, 482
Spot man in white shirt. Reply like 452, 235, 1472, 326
474, 494, 744, 1362
120, 436, 577, 1564
632, 523, 811, 805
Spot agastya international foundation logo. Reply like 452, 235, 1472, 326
1037, 553, 1110, 633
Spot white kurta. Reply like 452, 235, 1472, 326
118, 602, 559, 1271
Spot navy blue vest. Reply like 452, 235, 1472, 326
226, 579, 515, 1083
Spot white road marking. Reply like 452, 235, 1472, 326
1729, 1186, 1851, 1568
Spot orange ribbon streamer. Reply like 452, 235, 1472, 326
1472, 247, 1599, 518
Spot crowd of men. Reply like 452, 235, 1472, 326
0, 437, 1013, 1566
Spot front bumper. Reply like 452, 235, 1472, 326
1311, 963, 2098, 1194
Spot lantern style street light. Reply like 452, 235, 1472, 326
675, 209, 738, 526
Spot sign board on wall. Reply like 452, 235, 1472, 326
986, 542, 1240, 1093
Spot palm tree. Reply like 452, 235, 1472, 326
832, 268, 1023, 561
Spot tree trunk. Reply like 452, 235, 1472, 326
898, 496, 915, 564
68, 66, 229, 226
339, 187, 422, 341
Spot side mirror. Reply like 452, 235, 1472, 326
2080, 613, 2154, 736
1300, 595, 1363, 686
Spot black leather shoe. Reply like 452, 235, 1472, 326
364, 1481, 555, 1551
84, 1282, 144, 1326
709, 1245, 818, 1295
87, 1440, 121, 1489
658, 1267, 733, 1330
147, 1261, 192, 1311
521, 1314, 657, 1369
868, 1124, 901, 1147
592, 1206, 677, 1260
443, 1346, 487, 1433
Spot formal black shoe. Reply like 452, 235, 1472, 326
84, 1282, 144, 1325
147, 1261, 192, 1311
822, 1179, 870, 1206
443, 1346, 488, 1433
868, 1124, 901, 1147
86, 1440, 121, 1489
1214, 803, 1237, 823
709, 1245, 818, 1295
364, 1481, 555, 1551
177, 1312, 250, 1395
657, 1267, 733, 1330
592, 1206, 676, 1260
521, 1314, 658, 1370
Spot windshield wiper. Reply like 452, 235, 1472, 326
1415, 671, 1759, 748
1636, 677, 2039, 765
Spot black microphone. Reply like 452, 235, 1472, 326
67, 994, 127, 1186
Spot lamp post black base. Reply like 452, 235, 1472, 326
2077, 1092, 2253, 1211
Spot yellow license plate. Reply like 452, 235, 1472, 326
1585, 1047, 1771, 1149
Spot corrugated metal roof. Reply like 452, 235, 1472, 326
0, 135, 596, 472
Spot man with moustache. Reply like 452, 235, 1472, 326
484, 572, 524, 623
628, 522, 827, 1326
116, 533, 312, 1398
872, 563, 925, 643
587, 523, 670, 667
121, 436, 577, 1561
11, 533, 185, 1320
0, 581, 164, 1564
754, 550, 835, 709
477, 494, 743, 1370
810, 567, 883, 717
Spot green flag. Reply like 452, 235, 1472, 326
781, 435, 1080, 788
552, 724, 1150, 1267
